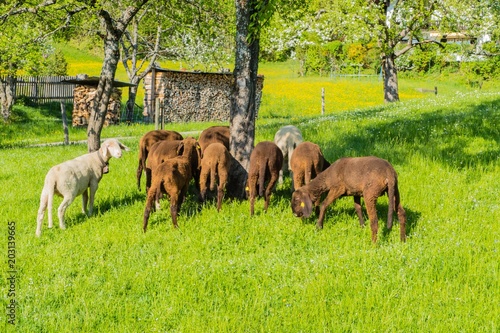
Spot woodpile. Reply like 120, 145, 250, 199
72, 85, 122, 127
143, 69, 264, 123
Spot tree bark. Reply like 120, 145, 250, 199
382, 52, 399, 102
86, 3, 149, 152
227, 0, 261, 198
0, 76, 15, 122
87, 32, 120, 152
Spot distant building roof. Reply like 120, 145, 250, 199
61, 76, 136, 87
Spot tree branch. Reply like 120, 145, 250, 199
395, 39, 444, 58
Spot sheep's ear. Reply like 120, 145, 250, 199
301, 193, 313, 218
196, 142, 203, 159
100, 141, 110, 155
118, 141, 130, 151
177, 142, 185, 155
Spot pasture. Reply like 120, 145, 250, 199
1, 70, 499, 331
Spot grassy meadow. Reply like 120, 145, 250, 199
1, 52, 500, 332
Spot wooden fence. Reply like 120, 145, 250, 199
2, 75, 78, 104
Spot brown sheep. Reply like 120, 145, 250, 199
145, 140, 183, 192
291, 156, 406, 242
246, 141, 283, 216
136, 130, 183, 190
147, 137, 202, 206
199, 143, 232, 212
143, 138, 201, 231
290, 141, 330, 191
198, 125, 230, 152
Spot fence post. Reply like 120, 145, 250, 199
60, 101, 69, 145
155, 98, 160, 130
321, 88, 325, 115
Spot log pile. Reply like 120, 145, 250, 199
72, 85, 122, 127
143, 69, 264, 123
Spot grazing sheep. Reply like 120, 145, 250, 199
198, 125, 230, 152
290, 141, 330, 190
145, 139, 183, 191
136, 130, 183, 190
147, 137, 202, 207
246, 141, 283, 216
199, 143, 232, 211
143, 138, 201, 231
36, 139, 129, 237
273, 125, 303, 184
291, 156, 406, 242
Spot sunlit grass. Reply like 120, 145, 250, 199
1, 87, 499, 332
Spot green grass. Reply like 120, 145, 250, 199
1, 85, 499, 332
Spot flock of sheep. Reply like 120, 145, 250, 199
36, 125, 406, 242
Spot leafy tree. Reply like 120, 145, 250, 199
347, 0, 500, 102
0, 1, 83, 121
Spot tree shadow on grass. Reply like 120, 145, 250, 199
316, 98, 500, 170
273, 188, 421, 242
63, 191, 144, 229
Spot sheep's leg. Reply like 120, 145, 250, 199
395, 186, 407, 242
47, 190, 54, 229
143, 185, 157, 232
217, 186, 224, 212
317, 189, 343, 229
264, 172, 279, 212
199, 167, 210, 202
278, 169, 284, 184
155, 184, 162, 210
364, 196, 379, 243
249, 186, 256, 216
170, 195, 179, 228
145, 167, 152, 192
88, 183, 98, 217
136, 159, 143, 191
36, 191, 49, 237
304, 166, 312, 185
58, 195, 75, 230
353, 196, 365, 226
82, 189, 88, 215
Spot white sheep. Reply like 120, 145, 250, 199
35, 138, 129, 237
273, 125, 303, 184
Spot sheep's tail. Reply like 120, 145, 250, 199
258, 162, 267, 197
387, 175, 396, 229
209, 161, 218, 192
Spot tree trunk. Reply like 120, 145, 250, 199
125, 84, 138, 124
382, 52, 400, 102
0, 76, 15, 122
87, 35, 120, 152
86, 3, 149, 152
227, 0, 261, 198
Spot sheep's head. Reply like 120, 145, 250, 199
179, 137, 202, 169
291, 188, 313, 218
101, 139, 130, 159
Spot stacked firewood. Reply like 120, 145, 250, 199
143, 69, 264, 123
72, 85, 122, 127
